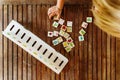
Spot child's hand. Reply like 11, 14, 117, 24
48, 6, 62, 20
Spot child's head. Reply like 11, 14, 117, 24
92, 0, 120, 38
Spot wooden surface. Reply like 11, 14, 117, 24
0, 0, 92, 5
0, 4, 120, 80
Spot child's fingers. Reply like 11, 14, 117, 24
49, 12, 56, 20
48, 8, 52, 15
57, 14, 61, 20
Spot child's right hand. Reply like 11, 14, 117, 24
48, 6, 62, 20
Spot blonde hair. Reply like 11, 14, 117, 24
92, 0, 120, 38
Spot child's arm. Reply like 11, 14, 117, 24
56, 0, 65, 10
48, 0, 64, 20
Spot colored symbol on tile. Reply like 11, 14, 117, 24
62, 41, 69, 48
33, 52, 37, 55
58, 18, 65, 25
61, 25, 67, 31
22, 44, 27, 47
52, 21, 59, 28
7, 32, 11, 35
65, 46, 72, 53
78, 36, 84, 41
86, 17, 92, 23
79, 29, 86, 36
81, 22, 88, 28
52, 39, 59, 46
69, 42, 75, 48
67, 27, 72, 32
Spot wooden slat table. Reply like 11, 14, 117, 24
0, 4, 120, 80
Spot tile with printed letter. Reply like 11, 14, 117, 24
69, 42, 75, 48
62, 41, 69, 48
86, 17, 92, 23
78, 36, 84, 41
81, 22, 88, 28
67, 27, 72, 32
52, 39, 59, 46
79, 29, 86, 36
67, 21, 73, 27
63, 32, 70, 39
52, 21, 59, 28
65, 46, 72, 53
59, 30, 65, 36
56, 37, 63, 43
61, 25, 67, 31
48, 31, 53, 37
67, 37, 73, 43
58, 18, 65, 25
53, 31, 59, 37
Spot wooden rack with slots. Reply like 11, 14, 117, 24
2, 20, 68, 74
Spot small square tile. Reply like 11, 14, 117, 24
52, 21, 59, 28
59, 30, 65, 36
79, 29, 86, 36
48, 31, 53, 37
63, 32, 70, 39
78, 36, 84, 41
53, 31, 59, 37
81, 22, 88, 28
58, 18, 65, 25
56, 37, 63, 43
66, 37, 73, 43
67, 27, 72, 32
86, 17, 92, 23
69, 42, 75, 48
52, 39, 59, 46
65, 46, 72, 53
62, 41, 69, 48
53, 16, 58, 20
67, 21, 73, 27
61, 25, 67, 31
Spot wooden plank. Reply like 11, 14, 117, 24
22, 4, 27, 80
83, 6, 88, 80
106, 35, 110, 80
116, 38, 120, 80
27, 4, 32, 80
3, 5, 8, 80
46, 5, 51, 80
69, 6, 75, 80
60, 6, 66, 80
111, 37, 116, 80
13, 4, 18, 80
31, 4, 37, 80
78, 5, 84, 80
41, 4, 49, 80
17, 5, 23, 80
101, 32, 107, 80
36, 5, 42, 80
87, 6, 93, 80
92, 19, 97, 80
48, 5, 56, 80
8, 4, 13, 80
74, 6, 80, 80
97, 27, 102, 80
64, 6, 74, 80
0, 0, 91, 5
0, 4, 3, 80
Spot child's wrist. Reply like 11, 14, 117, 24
56, 5, 62, 11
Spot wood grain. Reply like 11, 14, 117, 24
0, 4, 120, 80
0, 0, 92, 5
0, 4, 3, 80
